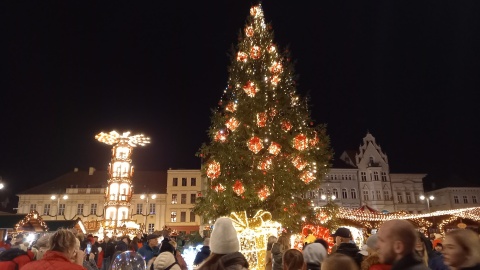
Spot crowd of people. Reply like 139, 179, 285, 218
1, 219, 480, 270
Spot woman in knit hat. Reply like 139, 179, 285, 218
303, 243, 327, 270
198, 217, 249, 270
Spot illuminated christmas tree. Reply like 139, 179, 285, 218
194, 4, 332, 232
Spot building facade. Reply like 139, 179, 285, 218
426, 187, 480, 211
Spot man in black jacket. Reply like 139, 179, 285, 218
332, 227, 362, 266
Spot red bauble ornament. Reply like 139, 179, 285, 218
268, 142, 281, 155
233, 180, 245, 195
212, 184, 225, 192
226, 117, 240, 131
245, 26, 254, 37
206, 160, 221, 179
293, 134, 309, 151
292, 155, 307, 170
214, 130, 227, 142
258, 186, 270, 201
256, 112, 267, 127
237, 51, 248, 62
281, 120, 292, 132
225, 102, 237, 112
243, 81, 257, 97
247, 136, 263, 154
269, 61, 283, 74
268, 44, 276, 53
257, 156, 273, 171
250, 46, 261, 59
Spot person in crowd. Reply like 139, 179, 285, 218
360, 234, 391, 270
194, 237, 211, 266
265, 236, 277, 270
416, 232, 448, 270
130, 237, 141, 252
272, 235, 290, 270
11, 234, 24, 249
331, 227, 361, 266
303, 242, 327, 270
102, 236, 116, 270
376, 219, 429, 270
22, 228, 85, 270
283, 248, 306, 270
84, 252, 100, 270
0, 237, 12, 250
169, 239, 187, 270
321, 253, 359, 270
433, 243, 443, 254
138, 234, 160, 266
313, 239, 330, 254
153, 241, 181, 270
442, 229, 480, 270
33, 233, 52, 260
198, 217, 248, 270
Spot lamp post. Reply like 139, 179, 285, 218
51, 195, 68, 220
140, 194, 156, 233
419, 195, 434, 212
321, 193, 336, 201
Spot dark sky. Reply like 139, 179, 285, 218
1, 1, 479, 199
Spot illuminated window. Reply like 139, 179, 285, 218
43, 204, 50, 215
190, 212, 196, 222
77, 204, 84, 215
181, 194, 187, 204
342, 189, 347, 199
136, 204, 143, 214
149, 203, 156, 214
191, 178, 197, 186
90, 204, 97, 215
171, 211, 177, 222
59, 204, 65, 215
30, 204, 36, 211
351, 189, 357, 199
171, 194, 177, 204
181, 212, 186, 222
182, 178, 187, 186
361, 172, 367, 182
148, 224, 154, 234
173, 178, 178, 186
454, 196, 459, 204
190, 194, 196, 204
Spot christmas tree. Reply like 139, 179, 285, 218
194, 4, 332, 232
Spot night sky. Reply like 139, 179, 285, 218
1, 1, 479, 203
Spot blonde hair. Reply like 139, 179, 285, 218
321, 253, 359, 270
277, 235, 290, 252
446, 229, 480, 265
49, 229, 78, 254
283, 249, 305, 270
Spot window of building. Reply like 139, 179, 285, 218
373, 172, 379, 181
171, 194, 177, 204
383, 191, 390, 200
136, 204, 143, 214
454, 196, 459, 204
381, 172, 387, 182
90, 204, 97, 215
181, 194, 187, 204
463, 195, 468, 203
191, 194, 196, 204
361, 172, 367, 182
363, 190, 369, 201
43, 204, 50, 215
308, 191, 315, 198
473, 196, 478, 204
190, 212, 196, 222
30, 204, 36, 211
369, 157, 374, 164
406, 193, 412, 203
319, 188, 324, 195
77, 204, 84, 215
376, 190, 381, 200
173, 178, 178, 186
171, 211, 177, 222
333, 189, 339, 198
397, 193, 403, 203
149, 203, 156, 214
59, 204, 65, 215
182, 178, 187, 186
191, 178, 197, 186
148, 224, 154, 234
342, 189, 347, 199
181, 212, 186, 222
351, 189, 357, 199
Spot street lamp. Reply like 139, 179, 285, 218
140, 194, 156, 233
51, 195, 68, 220
419, 195, 434, 212
321, 194, 336, 201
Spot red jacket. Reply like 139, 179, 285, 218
0, 250, 34, 270
21, 250, 86, 270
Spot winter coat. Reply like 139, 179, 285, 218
271, 242, 286, 270
194, 246, 211, 265
153, 251, 181, 270
391, 253, 429, 270
335, 242, 362, 266
360, 252, 392, 270
265, 249, 273, 270
199, 252, 249, 270
21, 250, 86, 270
138, 244, 161, 264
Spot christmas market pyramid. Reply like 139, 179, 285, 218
194, 4, 332, 232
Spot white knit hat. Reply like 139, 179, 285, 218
210, 217, 240, 254
303, 243, 327, 265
